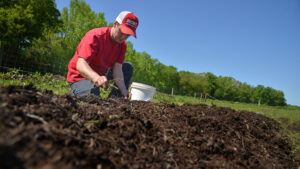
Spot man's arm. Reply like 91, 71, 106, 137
112, 63, 129, 98
76, 57, 107, 88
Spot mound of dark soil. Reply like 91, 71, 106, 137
0, 85, 298, 169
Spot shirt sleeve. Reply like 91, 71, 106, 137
116, 42, 127, 64
76, 32, 99, 62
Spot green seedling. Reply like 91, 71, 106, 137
88, 120, 99, 123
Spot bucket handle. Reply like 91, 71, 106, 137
128, 86, 132, 100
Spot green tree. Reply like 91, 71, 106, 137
159, 65, 179, 93
236, 82, 252, 103
205, 72, 218, 96
253, 85, 264, 104
260, 87, 286, 106
24, 29, 67, 74
214, 76, 237, 100
0, 0, 61, 65
273, 90, 286, 106
24, 0, 107, 74
59, 0, 107, 59
178, 71, 209, 96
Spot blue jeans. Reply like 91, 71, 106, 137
69, 62, 133, 97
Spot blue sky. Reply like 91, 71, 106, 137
55, 0, 300, 106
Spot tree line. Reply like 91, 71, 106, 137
0, 0, 287, 106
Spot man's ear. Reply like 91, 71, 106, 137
113, 21, 119, 27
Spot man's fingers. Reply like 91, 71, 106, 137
101, 76, 108, 88
103, 81, 108, 90
102, 76, 108, 82
94, 76, 108, 87
123, 92, 131, 100
101, 82, 107, 89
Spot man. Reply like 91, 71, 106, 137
67, 11, 139, 99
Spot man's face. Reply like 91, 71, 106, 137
112, 23, 130, 43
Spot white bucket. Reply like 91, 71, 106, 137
130, 82, 156, 101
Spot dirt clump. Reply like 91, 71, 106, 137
0, 85, 298, 169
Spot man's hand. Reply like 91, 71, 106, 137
92, 76, 108, 88
123, 91, 132, 100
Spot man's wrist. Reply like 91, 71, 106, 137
121, 90, 129, 97
91, 76, 100, 83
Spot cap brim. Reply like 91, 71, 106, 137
120, 24, 136, 38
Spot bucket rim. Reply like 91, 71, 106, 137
130, 82, 156, 91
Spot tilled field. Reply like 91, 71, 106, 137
0, 85, 298, 169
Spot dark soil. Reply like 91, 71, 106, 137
0, 85, 298, 169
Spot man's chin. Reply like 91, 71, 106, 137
113, 39, 123, 43
117, 39, 125, 43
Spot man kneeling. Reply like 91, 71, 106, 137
66, 11, 139, 99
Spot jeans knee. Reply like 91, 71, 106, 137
123, 62, 133, 71
123, 62, 133, 76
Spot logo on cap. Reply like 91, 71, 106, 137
126, 19, 138, 29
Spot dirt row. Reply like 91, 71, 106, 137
0, 85, 298, 169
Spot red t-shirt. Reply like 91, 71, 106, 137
67, 27, 126, 82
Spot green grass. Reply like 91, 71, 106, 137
1, 69, 299, 155
0, 69, 70, 95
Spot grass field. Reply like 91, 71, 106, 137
1, 69, 299, 155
